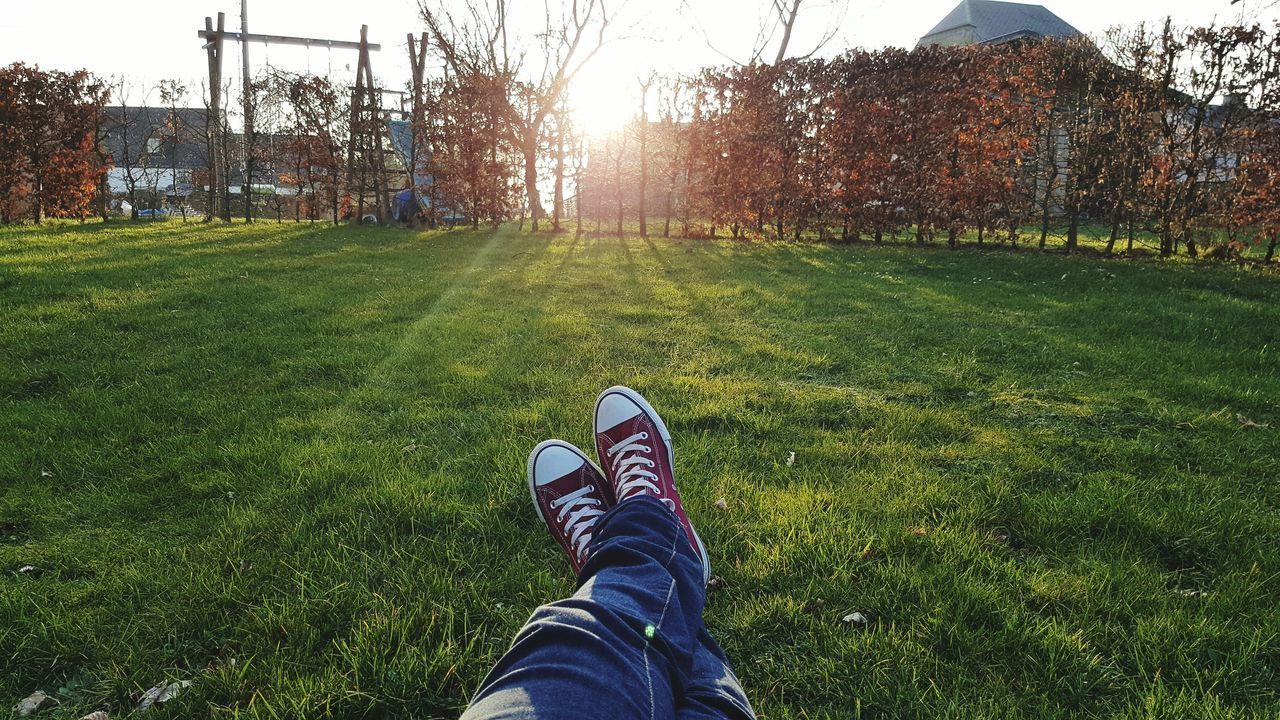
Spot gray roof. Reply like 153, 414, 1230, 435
919, 1, 1081, 46
101, 106, 212, 170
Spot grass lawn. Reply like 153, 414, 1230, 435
1, 221, 1277, 719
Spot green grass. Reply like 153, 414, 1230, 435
1, 221, 1277, 719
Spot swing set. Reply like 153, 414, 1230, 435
197, 2, 391, 223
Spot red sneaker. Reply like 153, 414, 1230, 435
527, 440, 611, 575
594, 386, 711, 584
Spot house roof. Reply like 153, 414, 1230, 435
101, 106, 212, 170
918, 1, 1081, 47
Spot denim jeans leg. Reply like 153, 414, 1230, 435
461, 496, 706, 720
675, 626, 757, 720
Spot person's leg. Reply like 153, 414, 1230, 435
591, 386, 756, 720
675, 628, 756, 720
462, 387, 755, 720
461, 447, 705, 720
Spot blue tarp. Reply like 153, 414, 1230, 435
387, 119, 465, 222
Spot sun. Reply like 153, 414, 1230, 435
567, 55, 641, 138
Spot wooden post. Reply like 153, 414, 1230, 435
408, 32, 428, 227
347, 27, 367, 222
205, 13, 226, 221
240, 0, 254, 222
359, 27, 390, 223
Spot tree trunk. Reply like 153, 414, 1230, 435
596, 186, 603, 235
1039, 203, 1050, 250
32, 165, 43, 224
1265, 232, 1278, 262
681, 163, 692, 238
553, 117, 564, 232
244, 152, 254, 223
638, 114, 648, 238
524, 139, 541, 233
663, 189, 672, 238
575, 175, 583, 238
1066, 213, 1079, 254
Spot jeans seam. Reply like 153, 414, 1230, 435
648, 507, 681, 720
644, 644, 655, 720
654, 507, 680, 631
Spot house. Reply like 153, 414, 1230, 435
917, 0, 1081, 48
101, 107, 309, 216
101, 106, 212, 199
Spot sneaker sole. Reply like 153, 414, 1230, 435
595, 386, 712, 585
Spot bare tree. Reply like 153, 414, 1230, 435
106, 79, 157, 220
572, 133, 586, 236
419, 0, 610, 232
681, 0, 848, 65
636, 73, 655, 237
552, 98, 569, 231
157, 79, 189, 221
611, 126, 628, 235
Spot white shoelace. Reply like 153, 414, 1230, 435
550, 485, 605, 562
607, 431, 672, 508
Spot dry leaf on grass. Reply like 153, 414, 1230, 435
1236, 414, 1270, 429
13, 691, 57, 716
138, 680, 191, 711
842, 611, 869, 627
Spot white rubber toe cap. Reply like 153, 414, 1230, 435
595, 390, 644, 433
531, 443, 587, 486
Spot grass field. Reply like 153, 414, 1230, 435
2, 221, 1277, 719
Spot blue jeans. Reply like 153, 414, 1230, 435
461, 496, 756, 720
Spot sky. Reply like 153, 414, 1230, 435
2, 0, 1276, 133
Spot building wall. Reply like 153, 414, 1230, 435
106, 167, 190, 195
919, 26, 979, 47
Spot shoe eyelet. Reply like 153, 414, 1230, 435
640, 432, 649, 439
